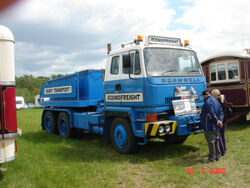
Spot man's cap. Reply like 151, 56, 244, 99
202, 89, 210, 95
211, 89, 220, 96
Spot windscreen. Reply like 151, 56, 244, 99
16, 101, 22, 104
144, 48, 203, 77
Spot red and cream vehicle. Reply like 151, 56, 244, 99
201, 49, 250, 122
0, 25, 18, 166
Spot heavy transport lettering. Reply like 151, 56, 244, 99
44, 86, 72, 94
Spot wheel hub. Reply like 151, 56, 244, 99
114, 124, 127, 148
59, 118, 67, 136
45, 117, 52, 132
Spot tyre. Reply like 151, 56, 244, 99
44, 111, 57, 133
58, 112, 72, 138
111, 118, 136, 154
165, 135, 189, 145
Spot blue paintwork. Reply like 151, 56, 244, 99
41, 100, 102, 108
104, 76, 206, 108
169, 114, 201, 135
43, 108, 104, 133
104, 106, 146, 138
144, 76, 206, 108
113, 123, 128, 149
103, 78, 120, 107
104, 75, 206, 143
92, 126, 104, 135
40, 70, 104, 108
120, 78, 144, 107
40, 68, 206, 147
43, 108, 74, 128
74, 112, 104, 130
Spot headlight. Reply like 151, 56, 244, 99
165, 125, 171, 132
158, 125, 164, 134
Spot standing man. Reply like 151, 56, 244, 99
211, 89, 231, 156
200, 90, 224, 162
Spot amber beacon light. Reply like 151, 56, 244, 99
184, 40, 189, 46
137, 35, 143, 41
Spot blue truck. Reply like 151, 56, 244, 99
39, 35, 206, 153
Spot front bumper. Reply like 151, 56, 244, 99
144, 120, 177, 137
169, 114, 202, 135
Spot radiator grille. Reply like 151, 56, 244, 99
165, 97, 181, 104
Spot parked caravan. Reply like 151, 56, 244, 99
201, 49, 250, 122
16, 96, 25, 110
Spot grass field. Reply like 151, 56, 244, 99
0, 108, 250, 188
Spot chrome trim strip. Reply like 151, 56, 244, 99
0, 132, 18, 139
0, 81, 16, 85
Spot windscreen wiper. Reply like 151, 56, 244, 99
161, 69, 177, 74
187, 70, 199, 72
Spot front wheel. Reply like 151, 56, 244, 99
58, 112, 72, 138
111, 118, 136, 154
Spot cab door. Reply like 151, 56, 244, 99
119, 50, 145, 107
104, 55, 122, 107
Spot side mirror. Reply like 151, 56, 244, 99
123, 54, 131, 68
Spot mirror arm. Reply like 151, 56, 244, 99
128, 52, 135, 80
128, 68, 134, 79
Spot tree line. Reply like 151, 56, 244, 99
15, 74, 65, 104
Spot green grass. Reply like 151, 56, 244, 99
1, 109, 250, 187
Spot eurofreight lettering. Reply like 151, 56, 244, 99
107, 94, 141, 101
150, 37, 180, 45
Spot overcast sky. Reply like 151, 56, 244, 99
0, 0, 249, 77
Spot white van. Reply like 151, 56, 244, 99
16, 96, 25, 110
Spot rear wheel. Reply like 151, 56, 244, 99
165, 135, 189, 145
58, 112, 72, 138
44, 111, 57, 133
111, 118, 136, 154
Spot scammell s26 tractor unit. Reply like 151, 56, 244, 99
39, 35, 206, 153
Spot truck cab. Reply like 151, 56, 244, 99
104, 35, 206, 153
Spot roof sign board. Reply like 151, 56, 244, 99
146, 35, 181, 46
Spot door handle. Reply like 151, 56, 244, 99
115, 84, 121, 91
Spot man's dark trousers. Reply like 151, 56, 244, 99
204, 130, 221, 161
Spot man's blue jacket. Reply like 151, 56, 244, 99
200, 96, 224, 131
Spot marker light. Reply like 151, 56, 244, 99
184, 40, 189, 46
137, 35, 143, 41
146, 113, 157, 122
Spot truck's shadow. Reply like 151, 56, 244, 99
21, 131, 202, 166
